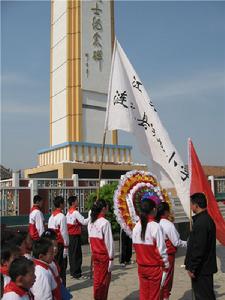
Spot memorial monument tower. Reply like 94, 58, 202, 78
25, 0, 146, 179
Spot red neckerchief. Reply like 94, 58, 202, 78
147, 216, 155, 222
33, 259, 49, 270
52, 208, 62, 217
30, 205, 40, 213
0, 265, 8, 276
97, 213, 105, 219
4, 281, 30, 297
68, 207, 76, 214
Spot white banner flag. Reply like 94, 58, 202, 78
105, 39, 190, 218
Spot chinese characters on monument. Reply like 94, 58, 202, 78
91, 0, 103, 71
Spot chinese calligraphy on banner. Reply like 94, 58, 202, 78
105, 39, 190, 218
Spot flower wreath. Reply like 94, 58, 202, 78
113, 170, 174, 237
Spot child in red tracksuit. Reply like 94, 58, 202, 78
48, 196, 69, 286
157, 202, 187, 300
0, 243, 20, 288
31, 238, 60, 300
88, 200, 114, 300
41, 229, 63, 299
41, 229, 73, 300
2, 257, 35, 300
132, 199, 169, 300
66, 195, 90, 279
29, 195, 45, 241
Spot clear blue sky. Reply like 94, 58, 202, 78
1, 1, 225, 171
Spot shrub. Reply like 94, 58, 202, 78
85, 182, 120, 234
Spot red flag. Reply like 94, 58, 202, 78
188, 138, 225, 245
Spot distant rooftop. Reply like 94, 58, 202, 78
0, 165, 12, 180
202, 165, 225, 177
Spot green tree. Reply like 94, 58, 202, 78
85, 182, 120, 234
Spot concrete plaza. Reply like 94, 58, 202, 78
67, 243, 225, 300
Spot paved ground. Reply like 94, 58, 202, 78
67, 242, 225, 300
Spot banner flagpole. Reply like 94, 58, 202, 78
97, 37, 117, 200
90, 130, 107, 278
97, 130, 107, 200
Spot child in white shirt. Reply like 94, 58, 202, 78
2, 257, 35, 300
31, 238, 60, 300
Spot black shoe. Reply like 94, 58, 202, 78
73, 275, 88, 280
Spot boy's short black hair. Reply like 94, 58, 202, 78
33, 195, 42, 204
1, 243, 20, 264
9, 257, 34, 282
191, 193, 207, 208
68, 195, 78, 206
41, 229, 57, 241
32, 238, 53, 259
53, 196, 64, 208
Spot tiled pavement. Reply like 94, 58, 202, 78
66, 242, 225, 300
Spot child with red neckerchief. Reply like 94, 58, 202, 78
31, 238, 60, 300
132, 199, 169, 300
66, 195, 90, 279
29, 195, 45, 241
41, 229, 72, 300
0, 243, 20, 288
2, 257, 35, 300
48, 196, 69, 286
88, 199, 114, 300
156, 202, 187, 300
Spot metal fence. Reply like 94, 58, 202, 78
45, 187, 98, 213
0, 188, 20, 216
0, 186, 99, 216
215, 178, 225, 194
1, 178, 224, 217
0, 178, 120, 216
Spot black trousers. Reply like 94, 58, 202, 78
55, 243, 67, 286
120, 230, 132, 264
192, 274, 216, 300
69, 235, 82, 278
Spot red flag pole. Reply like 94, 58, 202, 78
188, 138, 194, 300
188, 138, 193, 231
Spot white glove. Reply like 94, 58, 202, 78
160, 271, 167, 288
63, 248, 68, 258
88, 209, 92, 219
108, 260, 114, 273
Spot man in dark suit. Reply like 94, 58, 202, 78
185, 193, 217, 300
